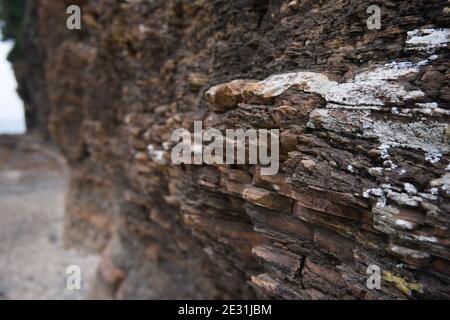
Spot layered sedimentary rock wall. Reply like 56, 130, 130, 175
13, 0, 450, 299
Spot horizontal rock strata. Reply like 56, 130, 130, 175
11, 0, 450, 299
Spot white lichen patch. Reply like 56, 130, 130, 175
363, 188, 384, 198
395, 102, 450, 117
406, 28, 450, 52
259, 72, 337, 98
379, 144, 390, 159
355, 61, 419, 81
147, 144, 167, 165
361, 120, 449, 164
327, 103, 381, 111
389, 103, 450, 118
416, 102, 438, 109
425, 151, 443, 164
412, 235, 438, 244
309, 108, 370, 134
394, 219, 416, 230
404, 183, 418, 195
365, 183, 426, 208
363, 187, 387, 207
324, 62, 425, 107
386, 190, 421, 207
323, 60, 425, 107
383, 160, 398, 170
389, 245, 430, 259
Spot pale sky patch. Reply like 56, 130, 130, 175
0, 39, 26, 134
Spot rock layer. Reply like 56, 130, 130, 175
12, 0, 450, 299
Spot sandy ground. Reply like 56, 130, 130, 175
0, 134, 99, 300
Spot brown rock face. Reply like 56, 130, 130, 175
15, 0, 450, 299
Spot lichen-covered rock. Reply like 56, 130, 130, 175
14, 0, 450, 299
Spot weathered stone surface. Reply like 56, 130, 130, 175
243, 186, 293, 213
11, 0, 450, 299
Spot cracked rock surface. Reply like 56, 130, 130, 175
11, 0, 450, 299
